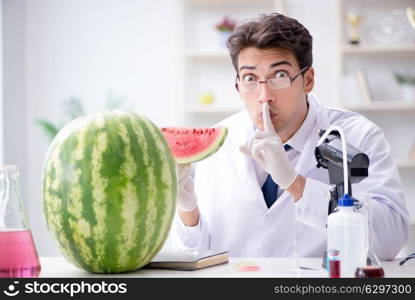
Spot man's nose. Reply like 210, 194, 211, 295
258, 81, 275, 104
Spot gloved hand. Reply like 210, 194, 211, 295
239, 102, 297, 190
176, 164, 198, 211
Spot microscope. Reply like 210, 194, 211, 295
314, 129, 370, 214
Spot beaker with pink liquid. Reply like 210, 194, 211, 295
0, 165, 41, 277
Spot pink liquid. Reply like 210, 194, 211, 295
0, 230, 41, 278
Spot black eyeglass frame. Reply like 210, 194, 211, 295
234, 65, 310, 92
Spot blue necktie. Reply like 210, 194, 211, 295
261, 144, 292, 208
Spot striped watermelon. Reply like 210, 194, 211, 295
41, 110, 176, 273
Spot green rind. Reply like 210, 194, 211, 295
176, 127, 228, 164
41, 110, 176, 273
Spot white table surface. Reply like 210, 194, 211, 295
38, 257, 415, 278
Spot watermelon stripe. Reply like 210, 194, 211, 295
43, 143, 76, 264
119, 114, 151, 269
65, 123, 95, 268
126, 114, 159, 267
90, 125, 110, 270
115, 119, 140, 269
49, 133, 88, 270
144, 118, 176, 262
137, 117, 176, 265
94, 113, 125, 272
76, 118, 101, 272
59, 127, 93, 271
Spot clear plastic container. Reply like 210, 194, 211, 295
327, 194, 366, 277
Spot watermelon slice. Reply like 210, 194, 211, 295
161, 126, 228, 164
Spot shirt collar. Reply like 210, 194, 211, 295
285, 96, 317, 153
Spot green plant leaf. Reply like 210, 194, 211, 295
65, 97, 85, 120
394, 72, 415, 85
35, 120, 60, 141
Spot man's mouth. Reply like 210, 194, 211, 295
258, 109, 277, 119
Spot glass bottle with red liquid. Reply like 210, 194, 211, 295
328, 249, 341, 278
0, 165, 41, 277
354, 198, 384, 278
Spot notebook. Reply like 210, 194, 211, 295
145, 250, 230, 271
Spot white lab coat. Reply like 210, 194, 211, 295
175, 94, 409, 260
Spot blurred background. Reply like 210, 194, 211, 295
1, 0, 414, 257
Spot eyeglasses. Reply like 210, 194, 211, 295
235, 66, 309, 93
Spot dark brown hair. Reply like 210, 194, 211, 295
227, 13, 313, 73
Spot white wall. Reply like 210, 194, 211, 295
4, 0, 182, 256
283, 0, 339, 107
3, 0, 28, 206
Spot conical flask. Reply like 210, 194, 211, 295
354, 197, 384, 278
0, 165, 41, 277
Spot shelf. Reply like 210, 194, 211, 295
397, 160, 415, 169
185, 106, 243, 114
341, 44, 415, 54
342, 102, 415, 111
183, 49, 229, 59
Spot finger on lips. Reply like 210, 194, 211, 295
262, 102, 275, 133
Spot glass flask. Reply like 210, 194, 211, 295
354, 198, 384, 278
0, 165, 41, 277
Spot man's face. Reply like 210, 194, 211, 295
236, 47, 314, 139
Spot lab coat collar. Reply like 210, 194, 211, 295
293, 93, 330, 176
285, 94, 317, 153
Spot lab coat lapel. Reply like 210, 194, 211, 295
295, 128, 320, 176
231, 144, 268, 209
228, 110, 252, 181
229, 111, 266, 206
296, 96, 331, 177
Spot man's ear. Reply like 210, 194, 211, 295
303, 67, 314, 93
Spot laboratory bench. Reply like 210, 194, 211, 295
38, 257, 415, 278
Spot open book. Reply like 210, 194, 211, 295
146, 250, 230, 271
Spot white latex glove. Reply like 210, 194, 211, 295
239, 102, 297, 190
176, 164, 198, 211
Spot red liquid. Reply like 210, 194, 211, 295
355, 266, 385, 278
0, 230, 41, 278
329, 260, 341, 278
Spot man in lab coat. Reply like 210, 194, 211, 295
175, 13, 409, 259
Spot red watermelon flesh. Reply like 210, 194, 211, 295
161, 127, 228, 164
